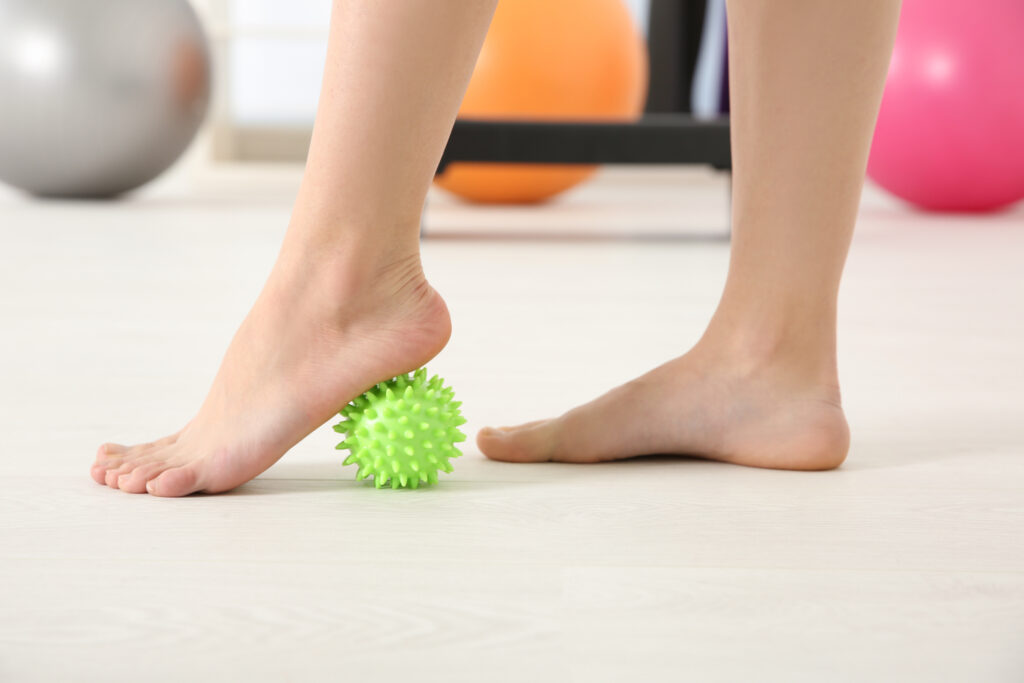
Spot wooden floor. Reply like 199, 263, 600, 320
1, 166, 1022, 682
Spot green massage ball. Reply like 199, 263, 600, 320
333, 368, 467, 489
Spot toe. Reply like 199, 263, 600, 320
95, 442, 126, 460
91, 457, 123, 485
92, 443, 126, 483
478, 420, 559, 463
118, 462, 171, 494
105, 463, 138, 488
147, 464, 202, 497
104, 456, 155, 489
104, 468, 123, 488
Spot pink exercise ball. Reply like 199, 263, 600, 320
867, 0, 1024, 212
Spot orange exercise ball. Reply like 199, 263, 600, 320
434, 0, 649, 204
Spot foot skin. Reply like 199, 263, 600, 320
478, 344, 849, 471
91, 250, 451, 496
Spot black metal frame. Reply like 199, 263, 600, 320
437, 115, 730, 174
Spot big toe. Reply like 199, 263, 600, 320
478, 420, 559, 463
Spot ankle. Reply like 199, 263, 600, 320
282, 224, 419, 276
695, 311, 840, 390
268, 238, 432, 320
277, 202, 420, 274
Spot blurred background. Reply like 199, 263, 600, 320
1, 0, 1019, 215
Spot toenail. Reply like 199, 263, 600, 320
146, 481, 157, 494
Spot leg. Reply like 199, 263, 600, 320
480, 0, 901, 469
91, 0, 498, 495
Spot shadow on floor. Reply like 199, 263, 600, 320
224, 453, 723, 497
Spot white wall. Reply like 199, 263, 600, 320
217, 0, 650, 127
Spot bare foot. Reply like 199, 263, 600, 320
91, 247, 451, 496
478, 342, 849, 471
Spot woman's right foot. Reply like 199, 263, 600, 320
478, 339, 849, 471
90, 245, 452, 497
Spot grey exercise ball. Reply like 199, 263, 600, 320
0, 0, 211, 198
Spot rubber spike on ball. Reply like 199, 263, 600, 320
333, 369, 465, 488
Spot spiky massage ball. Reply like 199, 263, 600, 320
333, 368, 467, 489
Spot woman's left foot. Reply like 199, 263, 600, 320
90, 241, 452, 497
